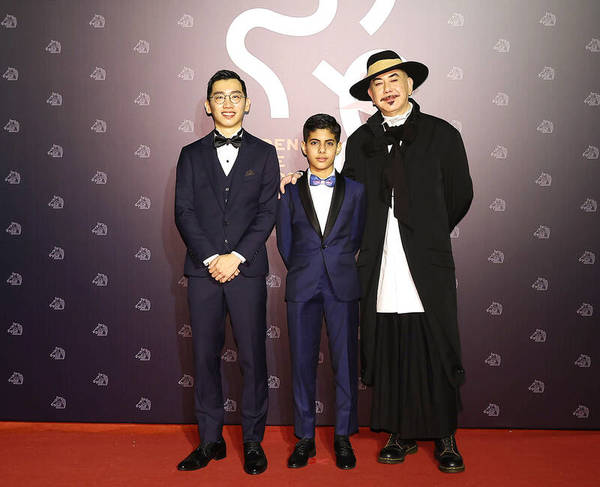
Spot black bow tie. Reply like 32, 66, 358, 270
214, 132, 242, 149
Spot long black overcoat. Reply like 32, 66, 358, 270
342, 100, 473, 388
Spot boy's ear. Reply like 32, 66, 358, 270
335, 142, 342, 155
204, 100, 212, 115
244, 97, 251, 114
300, 141, 307, 156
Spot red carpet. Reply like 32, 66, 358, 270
1, 423, 598, 486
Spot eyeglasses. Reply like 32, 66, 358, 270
209, 93, 245, 105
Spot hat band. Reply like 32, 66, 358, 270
366, 58, 404, 77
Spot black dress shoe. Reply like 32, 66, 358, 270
377, 434, 417, 464
434, 434, 465, 473
243, 441, 267, 475
177, 440, 226, 471
287, 438, 316, 468
334, 435, 356, 470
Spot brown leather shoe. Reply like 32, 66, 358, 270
434, 434, 465, 473
377, 434, 417, 464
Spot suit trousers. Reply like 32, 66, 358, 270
286, 271, 359, 439
187, 274, 268, 443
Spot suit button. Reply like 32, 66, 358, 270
225, 239, 229, 244
321, 244, 327, 249
224, 219, 229, 225
225, 187, 230, 192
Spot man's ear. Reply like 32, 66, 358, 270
335, 142, 342, 155
367, 87, 374, 102
204, 100, 212, 115
301, 141, 307, 156
407, 77, 414, 96
244, 97, 251, 114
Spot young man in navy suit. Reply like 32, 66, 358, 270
175, 70, 280, 475
276, 114, 365, 470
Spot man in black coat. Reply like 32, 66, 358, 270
344, 50, 473, 473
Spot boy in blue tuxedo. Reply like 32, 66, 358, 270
276, 114, 365, 470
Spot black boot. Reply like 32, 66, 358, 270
377, 434, 417, 464
434, 434, 465, 473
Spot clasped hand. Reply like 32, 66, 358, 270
209, 254, 241, 283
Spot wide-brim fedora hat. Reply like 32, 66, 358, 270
349, 50, 429, 101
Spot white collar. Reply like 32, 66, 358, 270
382, 102, 413, 127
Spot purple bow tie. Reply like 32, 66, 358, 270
309, 174, 336, 187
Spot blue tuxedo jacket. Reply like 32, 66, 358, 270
175, 130, 280, 277
276, 171, 366, 302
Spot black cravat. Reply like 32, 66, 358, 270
214, 131, 242, 149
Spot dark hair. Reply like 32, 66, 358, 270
302, 113, 341, 143
206, 70, 247, 99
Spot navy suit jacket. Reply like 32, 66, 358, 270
276, 171, 366, 302
175, 130, 280, 277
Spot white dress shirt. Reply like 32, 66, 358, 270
376, 103, 425, 314
307, 167, 335, 233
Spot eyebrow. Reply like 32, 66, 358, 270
309, 138, 336, 142
211, 90, 243, 95
373, 73, 400, 82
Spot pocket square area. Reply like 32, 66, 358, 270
245, 169, 256, 177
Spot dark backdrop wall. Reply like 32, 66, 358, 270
1, 0, 598, 429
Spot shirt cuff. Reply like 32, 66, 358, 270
203, 254, 219, 267
232, 251, 246, 263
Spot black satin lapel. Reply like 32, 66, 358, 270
322, 171, 345, 241
203, 143, 224, 211
297, 173, 322, 239
224, 140, 249, 208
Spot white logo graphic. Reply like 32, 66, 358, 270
178, 276, 188, 287
8, 372, 23, 385
491, 145, 508, 159
539, 12, 557, 27
486, 302, 503, 316
581, 198, 597, 212
135, 348, 151, 361
447, 66, 464, 81
483, 403, 500, 417
91, 119, 107, 133
573, 405, 589, 419
178, 14, 194, 28
579, 251, 596, 265
533, 225, 550, 239
6, 222, 21, 236
46, 92, 62, 106
484, 353, 501, 367
135, 196, 151, 209
178, 374, 194, 387
224, 398, 237, 412
178, 324, 192, 338
91, 171, 107, 184
530, 329, 547, 343
90, 67, 106, 81
5, 170, 21, 184
45, 40, 61, 54
536, 120, 554, 134
221, 349, 238, 362
47, 144, 63, 158
582, 145, 599, 159
267, 325, 280, 339
531, 277, 549, 291
92, 273, 108, 287
89, 14, 105, 28
135, 298, 151, 311
4, 119, 20, 133
489, 198, 506, 212
91, 222, 108, 236
574, 354, 591, 368
178, 120, 194, 133
178, 67, 194, 81
538, 66, 555, 80
315, 400, 324, 414
450, 227, 460, 239
50, 346, 66, 360
49, 297, 65, 310
268, 375, 281, 389
358, 377, 367, 391
134, 144, 151, 158
93, 373, 108, 386
266, 274, 281, 288
577, 303, 593, 317
136, 397, 151, 411
528, 380, 545, 394
227, 1, 337, 118
51, 396, 67, 409
7, 322, 23, 335
134, 92, 150, 106
488, 250, 504, 264
450, 120, 462, 133
3, 67, 18, 80
135, 247, 151, 261
49, 246, 64, 260
92, 323, 108, 336
48, 195, 64, 209
2, 14, 17, 28
535, 172, 552, 186
318, 351, 324, 364
493, 39, 510, 53
586, 38, 600, 52
492, 92, 509, 106
133, 40, 150, 54
584, 92, 600, 106
6, 272, 22, 286
447, 12, 464, 27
